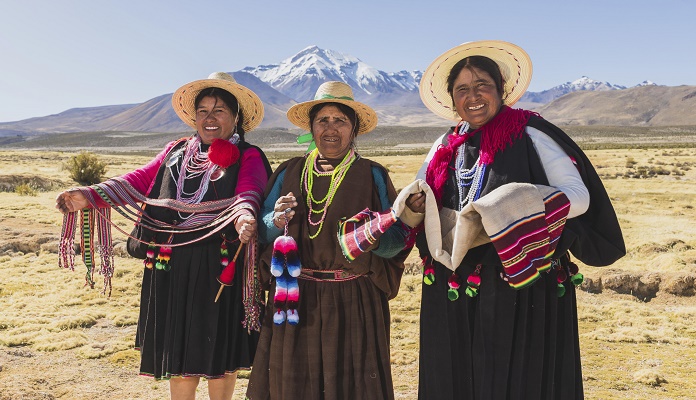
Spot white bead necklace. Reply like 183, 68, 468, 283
452, 122, 487, 210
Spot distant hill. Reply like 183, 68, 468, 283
0, 46, 691, 142
536, 85, 696, 126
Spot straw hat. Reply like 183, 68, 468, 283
172, 72, 264, 132
419, 40, 533, 121
286, 81, 378, 135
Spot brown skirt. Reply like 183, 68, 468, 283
246, 275, 394, 400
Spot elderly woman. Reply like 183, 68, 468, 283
55, 72, 271, 400
246, 81, 413, 400
403, 41, 625, 399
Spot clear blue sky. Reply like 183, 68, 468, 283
0, 0, 692, 122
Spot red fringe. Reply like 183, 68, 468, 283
425, 106, 539, 205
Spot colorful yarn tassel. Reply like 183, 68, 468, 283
286, 277, 300, 325
214, 238, 243, 303
144, 242, 156, 270
568, 260, 584, 286
465, 265, 482, 298
155, 246, 172, 271
423, 256, 435, 285
271, 227, 301, 325
447, 273, 461, 301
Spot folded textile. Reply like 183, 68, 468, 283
391, 180, 570, 289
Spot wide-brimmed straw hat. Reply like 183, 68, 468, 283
172, 72, 264, 132
419, 40, 533, 121
286, 81, 378, 135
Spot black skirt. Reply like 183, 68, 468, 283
135, 238, 258, 379
418, 261, 583, 400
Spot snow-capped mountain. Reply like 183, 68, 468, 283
0, 45, 675, 137
520, 76, 628, 104
242, 45, 423, 106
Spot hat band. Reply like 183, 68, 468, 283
315, 94, 354, 101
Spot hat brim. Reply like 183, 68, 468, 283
286, 98, 378, 135
419, 40, 533, 121
172, 78, 264, 132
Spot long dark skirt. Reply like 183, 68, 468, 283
247, 276, 394, 400
135, 240, 257, 379
419, 262, 583, 400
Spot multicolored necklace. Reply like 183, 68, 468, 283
168, 134, 240, 217
301, 147, 357, 239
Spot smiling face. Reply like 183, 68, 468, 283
311, 104, 356, 159
195, 95, 238, 144
451, 66, 503, 129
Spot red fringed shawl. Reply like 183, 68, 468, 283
425, 106, 539, 205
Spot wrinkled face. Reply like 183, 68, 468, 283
195, 96, 237, 144
311, 105, 355, 159
451, 66, 503, 129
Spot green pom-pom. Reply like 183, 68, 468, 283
447, 288, 459, 301
570, 273, 584, 286
465, 286, 479, 298
155, 261, 165, 270
423, 274, 435, 285
557, 283, 566, 297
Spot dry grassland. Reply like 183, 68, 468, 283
1, 147, 696, 399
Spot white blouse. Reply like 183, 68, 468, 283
415, 127, 590, 218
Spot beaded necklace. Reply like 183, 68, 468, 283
301, 147, 358, 239
453, 121, 487, 210
168, 134, 239, 218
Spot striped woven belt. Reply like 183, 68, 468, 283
298, 268, 365, 282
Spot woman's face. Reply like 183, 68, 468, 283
195, 95, 237, 144
451, 66, 503, 129
311, 105, 355, 159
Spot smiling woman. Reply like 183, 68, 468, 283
246, 81, 415, 400
405, 40, 626, 400
54, 72, 273, 400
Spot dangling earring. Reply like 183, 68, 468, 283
231, 117, 240, 144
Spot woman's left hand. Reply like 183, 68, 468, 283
235, 214, 257, 244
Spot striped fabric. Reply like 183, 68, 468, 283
484, 188, 570, 289
337, 208, 397, 262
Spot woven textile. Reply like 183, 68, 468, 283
393, 180, 570, 288
337, 208, 398, 262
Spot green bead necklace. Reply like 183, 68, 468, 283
301, 147, 358, 239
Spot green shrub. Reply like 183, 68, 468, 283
14, 183, 37, 196
64, 151, 107, 185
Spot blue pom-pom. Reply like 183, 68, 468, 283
286, 309, 299, 325
273, 309, 286, 325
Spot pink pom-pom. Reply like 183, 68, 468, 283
218, 263, 236, 285
466, 274, 481, 288
448, 274, 461, 290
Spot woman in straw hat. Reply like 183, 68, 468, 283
400, 40, 625, 399
246, 81, 414, 400
55, 72, 272, 399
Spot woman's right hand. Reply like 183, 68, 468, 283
55, 190, 88, 214
273, 191, 297, 228
406, 191, 426, 214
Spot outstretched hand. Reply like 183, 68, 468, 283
55, 190, 88, 214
